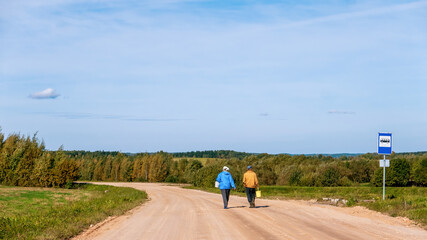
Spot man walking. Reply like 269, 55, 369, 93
243, 165, 259, 208
216, 166, 236, 209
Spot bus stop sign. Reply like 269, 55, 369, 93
378, 133, 392, 155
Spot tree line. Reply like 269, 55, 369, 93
172, 150, 253, 159
0, 131, 79, 188
66, 150, 427, 190
0, 129, 425, 189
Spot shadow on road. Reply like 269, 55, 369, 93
227, 205, 270, 209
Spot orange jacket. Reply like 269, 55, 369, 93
243, 170, 259, 188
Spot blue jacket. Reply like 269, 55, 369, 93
216, 171, 236, 190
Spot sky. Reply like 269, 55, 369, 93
0, 0, 426, 154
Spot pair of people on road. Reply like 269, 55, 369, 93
216, 165, 259, 209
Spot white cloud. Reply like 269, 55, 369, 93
29, 88, 60, 99
328, 110, 355, 115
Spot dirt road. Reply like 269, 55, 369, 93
74, 182, 426, 240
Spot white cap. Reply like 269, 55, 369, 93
223, 166, 229, 171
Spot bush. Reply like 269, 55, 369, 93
53, 159, 80, 187
256, 167, 277, 185
412, 158, 427, 186
193, 165, 220, 188
289, 169, 303, 186
165, 175, 178, 183
389, 159, 410, 187
320, 167, 341, 187
373, 159, 411, 187
338, 176, 353, 186
184, 160, 203, 183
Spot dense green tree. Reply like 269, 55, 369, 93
148, 153, 170, 182
185, 160, 203, 183
320, 167, 341, 187
93, 159, 104, 181
32, 152, 55, 187
289, 168, 303, 186
102, 156, 112, 180
412, 158, 427, 186
348, 159, 375, 183
52, 158, 80, 187
79, 158, 95, 181
389, 158, 411, 186
119, 157, 133, 182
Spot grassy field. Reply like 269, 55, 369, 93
185, 185, 427, 228
0, 183, 147, 240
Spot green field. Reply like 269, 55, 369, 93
185, 185, 427, 228
0, 184, 147, 240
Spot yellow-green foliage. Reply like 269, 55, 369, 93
0, 130, 79, 188
130, 152, 171, 182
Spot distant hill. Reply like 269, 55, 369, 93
62, 150, 426, 160
296, 153, 363, 158
171, 151, 427, 159
396, 151, 427, 155
171, 150, 253, 159
171, 151, 365, 159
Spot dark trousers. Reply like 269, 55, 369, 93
220, 189, 231, 208
245, 187, 256, 203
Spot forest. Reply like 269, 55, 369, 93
172, 150, 253, 159
0, 130, 426, 190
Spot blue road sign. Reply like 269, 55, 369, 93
378, 133, 392, 155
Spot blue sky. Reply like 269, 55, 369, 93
1, 0, 426, 154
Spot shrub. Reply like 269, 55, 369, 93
412, 158, 427, 186
320, 167, 341, 187
373, 158, 411, 187
389, 158, 410, 187
52, 159, 80, 187
289, 169, 303, 186
193, 165, 221, 188
165, 175, 178, 183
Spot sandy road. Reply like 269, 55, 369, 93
74, 182, 426, 240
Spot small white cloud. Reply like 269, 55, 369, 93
29, 88, 60, 99
328, 110, 355, 114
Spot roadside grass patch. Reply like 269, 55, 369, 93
0, 183, 147, 239
185, 185, 426, 228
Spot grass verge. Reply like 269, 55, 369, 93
185, 185, 426, 228
0, 183, 147, 239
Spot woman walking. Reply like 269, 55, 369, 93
216, 166, 236, 209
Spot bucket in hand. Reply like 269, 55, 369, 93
256, 190, 261, 198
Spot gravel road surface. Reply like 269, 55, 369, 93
74, 182, 426, 240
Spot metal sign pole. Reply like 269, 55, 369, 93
378, 132, 392, 201
383, 155, 386, 200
